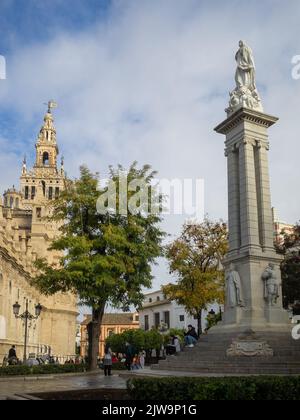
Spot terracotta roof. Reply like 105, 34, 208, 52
81, 313, 138, 326
141, 299, 171, 309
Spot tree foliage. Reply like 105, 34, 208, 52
32, 163, 165, 369
275, 222, 300, 309
163, 219, 228, 334
106, 329, 163, 355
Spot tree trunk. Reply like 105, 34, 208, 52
87, 304, 105, 371
197, 309, 202, 336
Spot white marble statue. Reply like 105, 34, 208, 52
262, 263, 280, 306
235, 40, 256, 91
226, 263, 244, 308
226, 40, 263, 114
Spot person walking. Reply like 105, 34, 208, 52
103, 344, 112, 377
139, 350, 146, 369
125, 342, 134, 371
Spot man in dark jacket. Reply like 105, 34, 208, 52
125, 342, 134, 371
184, 325, 198, 347
8, 345, 17, 365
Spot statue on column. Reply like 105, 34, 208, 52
227, 41, 263, 114
262, 263, 280, 306
226, 263, 244, 308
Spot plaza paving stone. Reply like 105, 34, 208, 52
0, 371, 127, 399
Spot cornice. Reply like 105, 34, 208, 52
214, 108, 278, 135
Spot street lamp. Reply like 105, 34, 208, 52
13, 299, 42, 363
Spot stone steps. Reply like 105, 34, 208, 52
157, 361, 300, 368
154, 330, 300, 374
152, 366, 300, 374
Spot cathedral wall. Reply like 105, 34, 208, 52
0, 251, 42, 360
0, 242, 77, 361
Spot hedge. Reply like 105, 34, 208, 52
0, 364, 87, 376
99, 362, 127, 370
127, 376, 300, 400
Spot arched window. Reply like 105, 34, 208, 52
9, 197, 13, 208
42, 152, 49, 165
42, 181, 46, 196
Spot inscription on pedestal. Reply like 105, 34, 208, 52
227, 340, 273, 357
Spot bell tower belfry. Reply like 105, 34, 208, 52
20, 101, 65, 210
35, 101, 58, 169
19, 101, 65, 260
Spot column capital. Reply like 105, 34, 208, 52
214, 107, 278, 135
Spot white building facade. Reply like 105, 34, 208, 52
139, 290, 220, 332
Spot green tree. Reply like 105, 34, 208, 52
106, 329, 145, 354
163, 219, 228, 335
162, 328, 185, 346
144, 329, 163, 356
277, 223, 300, 309
32, 163, 165, 370
106, 333, 125, 354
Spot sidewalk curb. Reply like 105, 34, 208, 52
0, 369, 100, 382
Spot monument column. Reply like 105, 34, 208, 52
238, 137, 261, 253
226, 146, 241, 255
255, 140, 275, 252
214, 41, 289, 331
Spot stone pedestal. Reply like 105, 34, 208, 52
214, 107, 289, 332
152, 107, 299, 376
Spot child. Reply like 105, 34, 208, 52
103, 344, 112, 376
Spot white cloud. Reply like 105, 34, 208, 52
1, 0, 300, 288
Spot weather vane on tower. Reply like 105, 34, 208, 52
44, 100, 58, 113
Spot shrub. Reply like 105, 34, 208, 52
0, 365, 31, 376
106, 329, 146, 354
144, 329, 163, 352
127, 376, 300, 400
0, 364, 87, 376
163, 328, 185, 345
112, 362, 127, 370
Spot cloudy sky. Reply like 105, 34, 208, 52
0, 0, 300, 292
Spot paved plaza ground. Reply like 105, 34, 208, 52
1, 367, 291, 400
0, 371, 127, 400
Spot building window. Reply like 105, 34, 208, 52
164, 311, 170, 328
49, 187, 53, 200
36, 207, 42, 219
157, 296, 160, 301
55, 187, 59, 198
25, 186, 29, 200
31, 186, 36, 200
9, 197, 14, 208
144, 315, 149, 331
135, 315, 139, 322
154, 312, 160, 328
107, 329, 115, 337
179, 315, 185, 322
149, 298, 152, 303
43, 152, 49, 165
42, 181, 46, 197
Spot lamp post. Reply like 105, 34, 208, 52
13, 299, 42, 363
